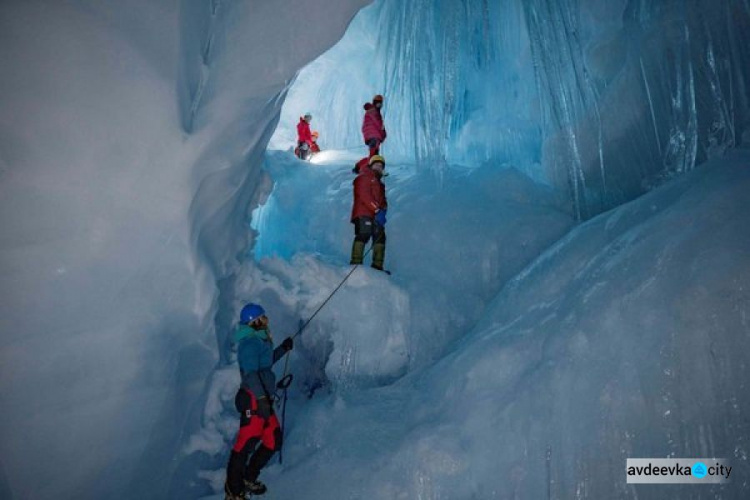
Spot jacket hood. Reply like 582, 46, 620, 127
363, 102, 373, 110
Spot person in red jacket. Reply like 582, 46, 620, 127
350, 154, 388, 271
296, 113, 313, 160
362, 95, 386, 157
310, 131, 321, 154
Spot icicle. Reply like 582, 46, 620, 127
684, 23, 698, 173
640, 56, 663, 157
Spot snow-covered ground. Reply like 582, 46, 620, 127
195, 148, 750, 499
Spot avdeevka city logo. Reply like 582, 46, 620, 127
691, 462, 707, 478
626, 458, 731, 484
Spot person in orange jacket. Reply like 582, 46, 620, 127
311, 131, 321, 154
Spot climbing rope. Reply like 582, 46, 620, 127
290, 237, 381, 340
276, 346, 294, 465
276, 236, 383, 465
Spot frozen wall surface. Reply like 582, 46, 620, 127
274, 0, 750, 217
526, 0, 750, 218
0, 0, 366, 499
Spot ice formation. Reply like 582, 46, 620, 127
1, 0, 749, 499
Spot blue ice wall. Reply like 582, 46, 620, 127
0, 1, 368, 499
274, 0, 750, 217
273, 0, 543, 174
525, 0, 750, 218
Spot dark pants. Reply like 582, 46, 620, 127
297, 141, 311, 161
351, 216, 387, 268
226, 389, 282, 495
366, 138, 381, 157
354, 216, 386, 245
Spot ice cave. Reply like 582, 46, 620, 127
1, 1, 749, 498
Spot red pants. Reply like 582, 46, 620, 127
232, 412, 280, 452
226, 389, 282, 495
232, 389, 281, 452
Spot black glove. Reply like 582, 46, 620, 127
256, 396, 273, 419
281, 337, 294, 352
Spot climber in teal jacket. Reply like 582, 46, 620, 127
236, 316, 290, 397
225, 303, 293, 500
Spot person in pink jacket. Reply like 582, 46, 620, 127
361, 95, 386, 157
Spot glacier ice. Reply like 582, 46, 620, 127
0, 0, 366, 498
1, 0, 749, 499
274, 0, 750, 218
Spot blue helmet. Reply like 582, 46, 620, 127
240, 303, 265, 323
